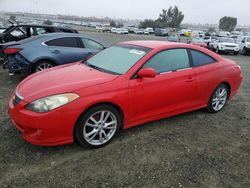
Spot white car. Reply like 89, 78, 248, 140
111, 27, 117, 33
238, 36, 250, 55
211, 38, 239, 55
121, 28, 128, 34
134, 28, 144, 34
145, 27, 154, 34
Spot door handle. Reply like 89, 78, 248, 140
52, 50, 60, 54
186, 77, 195, 82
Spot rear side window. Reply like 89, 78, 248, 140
45, 37, 79, 48
81, 38, 104, 50
36, 27, 54, 35
143, 49, 190, 73
190, 50, 215, 67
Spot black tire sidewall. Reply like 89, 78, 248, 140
74, 105, 121, 148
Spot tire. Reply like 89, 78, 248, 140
233, 51, 238, 56
74, 104, 121, 148
33, 61, 55, 73
206, 84, 229, 113
216, 48, 221, 54
242, 47, 247, 55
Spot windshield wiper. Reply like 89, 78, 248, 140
84, 61, 121, 75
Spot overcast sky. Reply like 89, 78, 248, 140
0, 0, 249, 25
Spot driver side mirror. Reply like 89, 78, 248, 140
138, 68, 156, 78
242, 40, 245, 43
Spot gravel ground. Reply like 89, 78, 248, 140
0, 31, 249, 187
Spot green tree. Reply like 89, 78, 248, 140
158, 6, 184, 28
109, 19, 117, 27
219, 16, 237, 32
139, 19, 157, 28
43, 20, 53, 25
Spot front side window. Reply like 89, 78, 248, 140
81, 38, 104, 50
86, 45, 151, 74
190, 50, 215, 67
45, 37, 79, 48
143, 49, 190, 73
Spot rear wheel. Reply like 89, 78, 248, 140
74, 105, 121, 148
234, 51, 239, 56
33, 61, 54, 73
206, 84, 229, 113
216, 47, 221, 54
242, 47, 247, 55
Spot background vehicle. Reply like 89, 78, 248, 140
0, 27, 7, 33
134, 28, 144, 34
144, 27, 154, 34
211, 37, 239, 55
167, 35, 180, 42
154, 28, 168, 36
191, 38, 207, 48
238, 36, 250, 55
9, 41, 242, 148
4, 33, 105, 75
0, 24, 78, 43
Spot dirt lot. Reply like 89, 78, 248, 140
0, 32, 249, 187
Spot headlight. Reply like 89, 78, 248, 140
27, 93, 79, 113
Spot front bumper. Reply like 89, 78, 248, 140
219, 46, 239, 53
8, 94, 81, 146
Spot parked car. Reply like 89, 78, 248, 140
121, 28, 129, 34
211, 37, 240, 55
9, 41, 242, 148
134, 28, 144, 34
4, 33, 105, 75
191, 38, 207, 48
167, 35, 180, 42
0, 24, 78, 63
238, 36, 250, 55
155, 28, 168, 36
0, 24, 78, 43
110, 27, 117, 33
144, 27, 154, 34
0, 27, 7, 33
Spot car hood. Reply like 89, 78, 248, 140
16, 62, 118, 102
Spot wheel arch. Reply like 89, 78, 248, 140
221, 81, 231, 99
32, 58, 57, 72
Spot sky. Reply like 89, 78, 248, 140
0, 0, 249, 25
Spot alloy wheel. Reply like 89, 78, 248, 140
212, 87, 228, 111
35, 62, 53, 72
83, 110, 118, 146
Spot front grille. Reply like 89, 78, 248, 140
13, 93, 23, 106
225, 45, 236, 48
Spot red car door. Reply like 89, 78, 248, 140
128, 48, 196, 123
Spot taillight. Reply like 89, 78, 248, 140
4, 48, 22, 54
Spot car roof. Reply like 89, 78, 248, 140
120, 40, 191, 49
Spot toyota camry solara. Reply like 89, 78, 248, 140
9, 41, 242, 148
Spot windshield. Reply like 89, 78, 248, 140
192, 38, 204, 43
247, 37, 250, 42
85, 45, 151, 74
219, 38, 235, 43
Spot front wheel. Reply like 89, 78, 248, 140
206, 84, 229, 113
74, 105, 121, 148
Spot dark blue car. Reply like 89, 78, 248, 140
4, 33, 105, 75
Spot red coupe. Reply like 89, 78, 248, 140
9, 41, 242, 148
